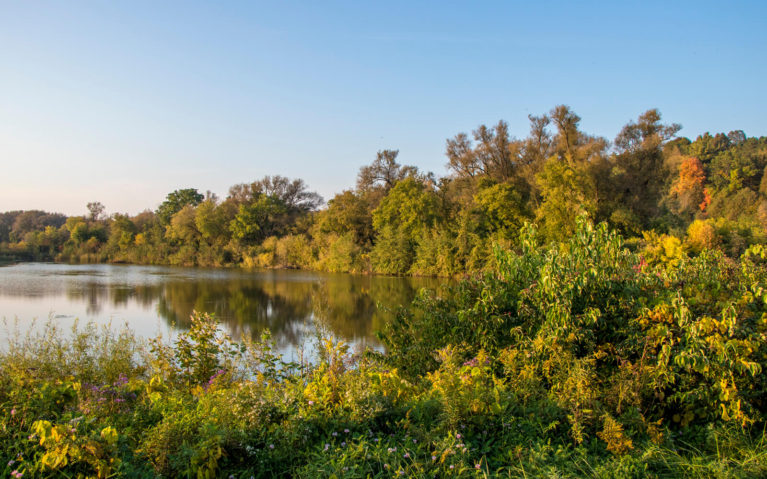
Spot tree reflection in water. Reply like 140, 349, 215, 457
1, 264, 448, 355
154, 271, 447, 352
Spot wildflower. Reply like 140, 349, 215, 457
387, 447, 397, 453
206, 369, 226, 388
332, 432, 338, 437
344, 428, 350, 433
341, 442, 346, 447
475, 464, 481, 469
450, 465, 454, 469
8, 460, 15, 466
398, 471, 405, 476
343, 467, 348, 472
403, 453, 410, 458
456, 433, 462, 439
229, 475, 235, 479
432, 455, 437, 461
269, 444, 274, 449
384, 464, 390, 469
374, 438, 380, 442
308, 400, 314, 405
412, 439, 417, 443
11, 471, 23, 478
324, 443, 330, 451
10, 408, 16, 416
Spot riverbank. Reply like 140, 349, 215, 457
3, 221, 767, 477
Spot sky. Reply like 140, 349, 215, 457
1, 1, 766, 216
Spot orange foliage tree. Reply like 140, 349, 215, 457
670, 157, 709, 214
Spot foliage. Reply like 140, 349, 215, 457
3, 229, 767, 477
1, 109, 766, 277
156, 189, 204, 225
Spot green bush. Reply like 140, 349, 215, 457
2, 219, 766, 477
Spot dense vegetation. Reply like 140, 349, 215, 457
2, 218, 766, 477
3, 106, 766, 276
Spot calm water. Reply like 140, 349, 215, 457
0, 263, 448, 359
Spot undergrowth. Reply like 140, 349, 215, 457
1, 218, 766, 478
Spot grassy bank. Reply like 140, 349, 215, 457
1, 219, 766, 478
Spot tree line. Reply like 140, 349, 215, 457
2, 105, 766, 275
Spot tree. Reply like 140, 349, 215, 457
249, 175, 323, 213
615, 109, 681, 154
156, 189, 204, 225
166, 205, 200, 243
230, 195, 288, 244
611, 109, 680, 227
669, 157, 708, 215
473, 182, 529, 238
536, 158, 597, 241
316, 190, 374, 246
357, 150, 419, 193
371, 178, 440, 274
194, 198, 235, 243
372, 178, 440, 239
445, 120, 522, 182
87, 202, 105, 221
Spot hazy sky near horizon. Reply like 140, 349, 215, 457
2, 1, 766, 216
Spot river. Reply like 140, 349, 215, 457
0, 262, 449, 360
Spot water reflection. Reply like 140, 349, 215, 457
0, 263, 447, 355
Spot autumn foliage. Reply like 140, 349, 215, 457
670, 157, 708, 214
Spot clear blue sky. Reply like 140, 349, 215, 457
1, 0, 765, 216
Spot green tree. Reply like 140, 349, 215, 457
473, 182, 529, 239
371, 178, 440, 273
230, 195, 288, 244
156, 189, 204, 225
166, 205, 201, 243
316, 190, 374, 247
194, 198, 235, 243
536, 158, 596, 242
